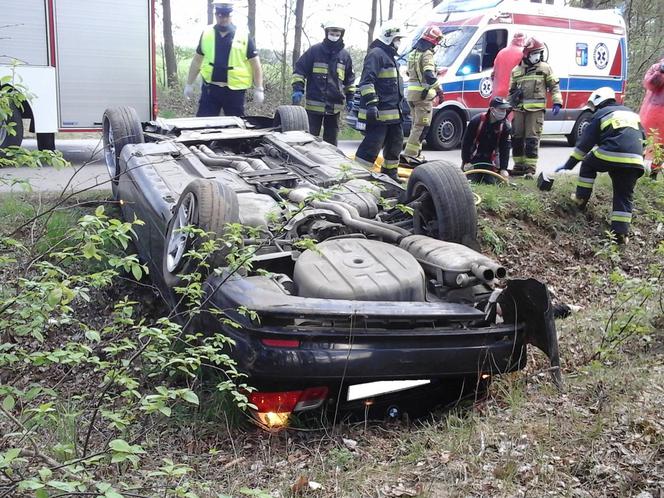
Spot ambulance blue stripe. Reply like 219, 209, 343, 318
450, 76, 622, 93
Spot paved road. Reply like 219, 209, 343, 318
0, 137, 573, 193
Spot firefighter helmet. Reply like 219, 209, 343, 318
322, 17, 346, 34
523, 37, 545, 57
420, 26, 444, 46
378, 20, 404, 46
587, 87, 616, 112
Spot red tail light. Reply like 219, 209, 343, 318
249, 387, 329, 415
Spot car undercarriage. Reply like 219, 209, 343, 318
103, 105, 560, 425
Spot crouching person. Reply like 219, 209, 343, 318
555, 87, 645, 244
461, 97, 512, 183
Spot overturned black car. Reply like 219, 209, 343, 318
103, 105, 560, 425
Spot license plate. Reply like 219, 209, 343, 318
347, 380, 430, 401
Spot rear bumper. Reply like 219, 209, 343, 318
196, 275, 557, 390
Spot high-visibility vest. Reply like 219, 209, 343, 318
200, 26, 253, 90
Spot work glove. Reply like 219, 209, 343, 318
554, 163, 569, 173
292, 90, 304, 105
552, 103, 562, 116
184, 83, 195, 101
253, 87, 265, 104
365, 105, 379, 123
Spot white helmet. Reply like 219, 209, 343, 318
378, 20, 404, 46
587, 87, 616, 112
322, 18, 345, 33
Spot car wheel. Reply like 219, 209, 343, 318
406, 160, 477, 246
427, 109, 463, 151
566, 111, 592, 147
0, 103, 23, 149
102, 106, 144, 199
162, 179, 240, 289
273, 105, 310, 132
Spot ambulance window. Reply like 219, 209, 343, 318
457, 29, 508, 75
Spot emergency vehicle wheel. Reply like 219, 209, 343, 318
566, 111, 592, 146
406, 160, 477, 246
0, 103, 23, 149
428, 109, 463, 150
102, 106, 144, 199
274, 105, 310, 133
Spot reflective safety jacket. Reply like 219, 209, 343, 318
563, 104, 646, 170
291, 40, 355, 115
199, 25, 253, 90
358, 40, 403, 124
508, 61, 562, 112
406, 49, 437, 102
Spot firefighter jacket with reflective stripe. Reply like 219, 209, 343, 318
200, 26, 253, 89
291, 40, 356, 115
406, 49, 437, 101
564, 104, 646, 170
461, 113, 512, 170
358, 40, 403, 124
508, 60, 562, 112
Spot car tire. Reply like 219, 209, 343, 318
566, 111, 592, 147
427, 108, 463, 151
162, 179, 240, 289
273, 105, 310, 132
0, 103, 23, 149
102, 106, 144, 199
406, 160, 477, 246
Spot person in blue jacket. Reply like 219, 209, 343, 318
291, 19, 355, 145
556, 87, 646, 244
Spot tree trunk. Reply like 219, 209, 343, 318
281, 0, 289, 96
388, 0, 395, 19
207, 0, 213, 24
247, 0, 256, 43
368, 0, 378, 48
162, 0, 178, 88
292, 0, 305, 67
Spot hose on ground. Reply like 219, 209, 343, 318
463, 168, 509, 184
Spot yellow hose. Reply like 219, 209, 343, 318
463, 168, 509, 184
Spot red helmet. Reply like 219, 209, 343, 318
523, 37, 545, 57
421, 26, 444, 46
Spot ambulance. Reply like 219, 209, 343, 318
407, 0, 627, 150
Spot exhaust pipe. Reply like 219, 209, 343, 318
399, 235, 507, 287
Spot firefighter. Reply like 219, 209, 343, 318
291, 19, 355, 146
555, 87, 645, 244
401, 26, 444, 165
491, 32, 526, 99
639, 56, 664, 180
461, 97, 512, 183
508, 37, 562, 176
184, 1, 264, 117
354, 20, 405, 181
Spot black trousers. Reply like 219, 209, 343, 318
355, 122, 404, 172
575, 153, 644, 235
307, 112, 340, 146
197, 82, 246, 117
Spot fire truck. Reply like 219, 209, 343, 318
0, 0, 156, 149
